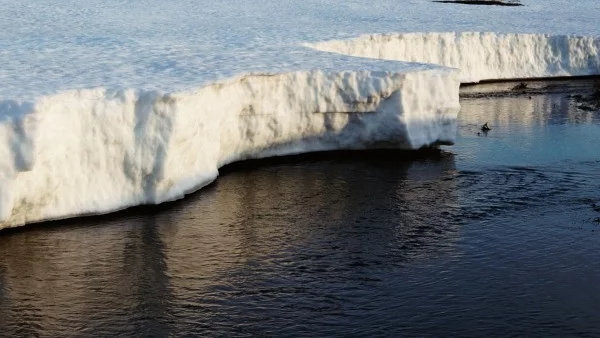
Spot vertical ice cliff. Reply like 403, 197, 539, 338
0, 69, 460, 229
306, 33, 600, 83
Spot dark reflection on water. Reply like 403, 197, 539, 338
1, 80, 600, 336
0, 152, 461, 337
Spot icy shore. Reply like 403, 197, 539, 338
0, 68, 459, 228
2, 33, 600, 229
307, 32, 600, 83
1, 0, 600, 228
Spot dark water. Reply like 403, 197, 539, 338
1, 81, 600, 337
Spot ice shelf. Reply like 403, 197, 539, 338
1, 0, 599, 228
306, 32, 600, 83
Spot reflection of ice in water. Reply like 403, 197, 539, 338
454, 81, 600, 167
0, 152, 461, 335
0, 214, 174, 336
459, 93, 598, 129
1, 87, 600, 335
449, 82, 600, 223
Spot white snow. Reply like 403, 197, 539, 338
306, 32, 600, 83
1, 0, 599, 228
0, 70, 459, 228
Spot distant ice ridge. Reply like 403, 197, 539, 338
0, 69, 459, 229
306, 32, 600, 83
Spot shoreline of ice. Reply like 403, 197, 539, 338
0, 66, 460, 229
306, 32, 600, 83
1, 31, 600, 229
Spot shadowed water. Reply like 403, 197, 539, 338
0, 80, 600, 337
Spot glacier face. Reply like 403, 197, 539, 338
1, 0, 600, 228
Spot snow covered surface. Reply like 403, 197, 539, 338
307, 32, 600, 83
1, 0, 599, 228
0, 70, 460, 227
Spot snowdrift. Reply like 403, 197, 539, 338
1, 31, 599, 229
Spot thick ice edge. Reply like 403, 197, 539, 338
0, 68, 459, 228
1, 29, 600, 228
307, 32, 600, 83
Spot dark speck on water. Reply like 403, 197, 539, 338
1, 79, 600, 336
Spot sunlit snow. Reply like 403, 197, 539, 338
0, 0, 599, 228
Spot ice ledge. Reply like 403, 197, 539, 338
0, 69, 459, 229
2, 31, 600, 229
305, 32, 600, 83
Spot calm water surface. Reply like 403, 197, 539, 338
1, 81, 600, 337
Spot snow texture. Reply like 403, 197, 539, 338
307, 32, 600, 83
0, 70, 459, 228
0, 0, 599, 228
